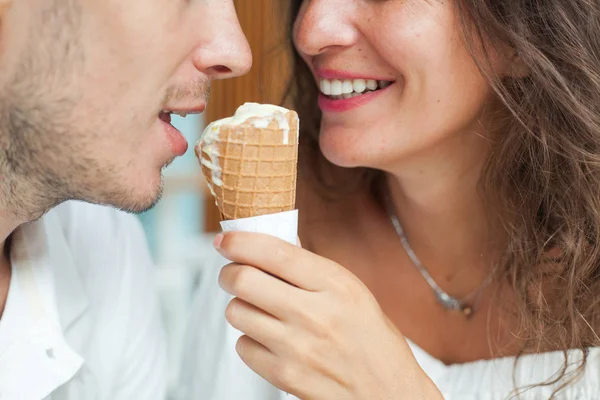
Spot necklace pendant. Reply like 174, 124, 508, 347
462, 306, 473, 317
436, 292, 475, 318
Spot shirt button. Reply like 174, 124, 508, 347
46, 347, 55, 359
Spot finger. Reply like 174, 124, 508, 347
226, 297, 286, 347
219, 263, 304, 319
236, 335, 304, 396
215, 231, 337, 291
235, 335, 279, 382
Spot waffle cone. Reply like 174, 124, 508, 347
198, 111, 298, 221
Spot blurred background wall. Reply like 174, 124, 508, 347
136, 1, 291, 397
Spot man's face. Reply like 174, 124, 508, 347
0, 0, 251, 216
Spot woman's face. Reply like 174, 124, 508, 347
293, 0, 511, 171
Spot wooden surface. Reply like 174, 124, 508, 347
203, 0, 291, 232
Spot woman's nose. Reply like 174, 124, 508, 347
293, 0, 358, 58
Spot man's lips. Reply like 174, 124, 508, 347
157, 103, 206, 156
161, 103, 207, 118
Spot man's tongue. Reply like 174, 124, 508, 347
166, 125, 188, 156
160, 111, 188, 156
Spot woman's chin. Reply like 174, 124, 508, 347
319, 143, 370, 169
319, 124, 393, 169
318, 131, 378, 168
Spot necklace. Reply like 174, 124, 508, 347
384, 193, 494, 318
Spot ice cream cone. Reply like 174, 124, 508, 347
196, 104, 299, 221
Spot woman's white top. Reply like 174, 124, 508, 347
180, 250, 600, 400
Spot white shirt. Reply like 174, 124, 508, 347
180, 249, 600, 399
0, 201, 167, 400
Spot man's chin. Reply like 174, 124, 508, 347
90, 178, 165, 215
118, 196, 161, 215
118, 184, 164, 215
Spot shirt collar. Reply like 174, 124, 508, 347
41, 210, 90, 331
0, 209, 88, 399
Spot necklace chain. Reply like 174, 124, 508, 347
385, 193, 494, 318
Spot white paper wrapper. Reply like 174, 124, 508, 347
220, 209, 298, 245
221, 209, 300, 399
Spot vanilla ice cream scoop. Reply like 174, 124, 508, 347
195, 103, 299, 220
204, 102, 293, 141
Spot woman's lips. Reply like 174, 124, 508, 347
318, 82, 395, 113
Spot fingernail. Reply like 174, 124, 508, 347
213, 233, 224, 250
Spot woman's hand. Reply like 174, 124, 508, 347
214, 231, 443, 400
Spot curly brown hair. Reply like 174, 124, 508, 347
282, 0, 600, 397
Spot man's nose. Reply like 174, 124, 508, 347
192, 2, 253, 80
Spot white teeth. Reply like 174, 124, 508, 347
353, 79, 367, 93
165, 110, 190, 118
319, 77, 393, 97
320, 79, 332, 95
366, 80, 378, 90
341, 80, 354, 94
331, 92, 362, 100
330, 80, 343, 96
